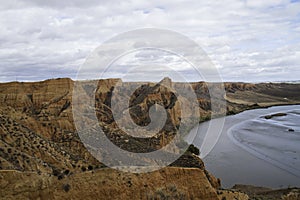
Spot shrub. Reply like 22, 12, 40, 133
63, 169, 70, 175
52, 169, 60, 176
88, 165, 93, 170
187, 144, 200, 156
57, 174, 64, 180
63, 184, 71, 192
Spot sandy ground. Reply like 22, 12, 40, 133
190, 105, 300, 188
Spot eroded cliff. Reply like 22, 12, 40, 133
1, 78, 300, 199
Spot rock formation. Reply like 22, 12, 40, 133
1, 77, 300, 199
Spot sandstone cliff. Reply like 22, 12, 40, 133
1, 78, 300, 199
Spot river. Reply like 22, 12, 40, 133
189, 105, 300, 188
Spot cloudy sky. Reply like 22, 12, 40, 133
0, 0, 299, 82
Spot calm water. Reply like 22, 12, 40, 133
190, 105, 300, 188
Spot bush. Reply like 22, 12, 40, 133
63, 184, 71, 192
52, 169, 60, 176
63, 169, 70, 175
187, 144, 200, 156
57, 174, 64, 180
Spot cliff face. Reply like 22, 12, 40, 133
0, 78, 102, 174
0, 78, 299, 199
0, 78, 300, 170
0, 78, 74, 138
1, 78, 300, 172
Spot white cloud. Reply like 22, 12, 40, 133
0, 0, 299, 82
246, 0, 289, 8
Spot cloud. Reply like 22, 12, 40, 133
245, 0, 289, 8
0, 0, 299, 82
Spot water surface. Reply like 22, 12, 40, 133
190, 105, 300, 188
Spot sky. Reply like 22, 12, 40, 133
0, 0, 300, 82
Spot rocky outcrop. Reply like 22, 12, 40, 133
1, 78, 300, 172
0, 78, 300, 199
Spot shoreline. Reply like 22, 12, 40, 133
194, 104, 300, 189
